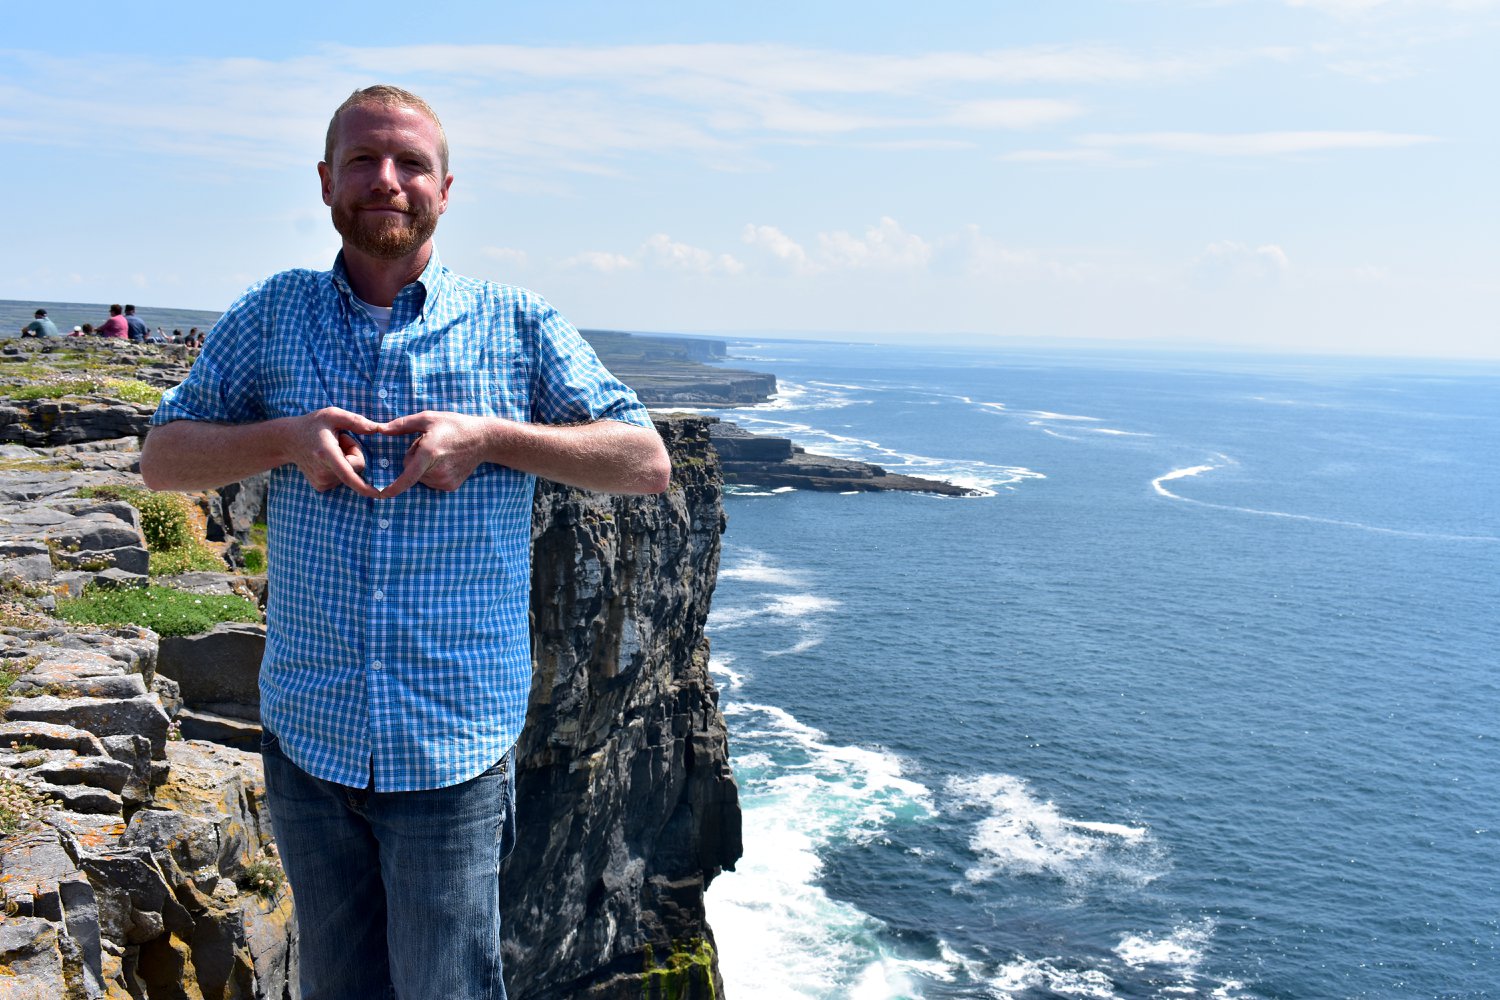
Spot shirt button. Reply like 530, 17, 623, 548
378, 388, 388, 399
372, 660, 383, 671
373, 590, 385, 601
380, 458, 390, 469
378, 518, 390, 529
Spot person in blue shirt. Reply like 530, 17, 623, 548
140, 84, 670, 1000
124, 304, 148, 342
20, 309, 60, 338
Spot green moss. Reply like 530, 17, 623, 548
55, 584, 260, 637
641, 938, 717, 1000
241, 546, 266, 574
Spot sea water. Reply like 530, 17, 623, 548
694, 342, 1499, 999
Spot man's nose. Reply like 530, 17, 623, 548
372, 157, 400, 190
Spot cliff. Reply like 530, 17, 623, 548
0, 341, 741, 999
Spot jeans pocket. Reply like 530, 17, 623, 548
259, 727, 281, 753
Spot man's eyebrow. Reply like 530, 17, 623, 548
341, 142, 435, 164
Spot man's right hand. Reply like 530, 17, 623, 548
285, 408, 382, 497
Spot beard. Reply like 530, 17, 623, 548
331, 198, 440, 260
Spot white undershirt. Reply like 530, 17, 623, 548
351, 294, 394, 337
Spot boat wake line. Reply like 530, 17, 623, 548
1152, 461, 1500, 543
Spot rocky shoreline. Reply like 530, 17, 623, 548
707, 419, 981, 497
0, 338, 739, 999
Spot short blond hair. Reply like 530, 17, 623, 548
324, 85, 449, 175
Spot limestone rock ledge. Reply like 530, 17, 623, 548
0, 412, 740, 999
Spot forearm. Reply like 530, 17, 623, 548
488, 418, 671, 495
139, 419, 295, 491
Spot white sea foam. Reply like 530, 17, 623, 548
1153, 458, 1500, 542
709, 593, 841, 630
989, 957, 1121, 998
718, 550, 807, 588
707, 654, 745, 691
708, 702, 936, 998
946, 774, 1155, 885
1023, 410, 1103, 422
1113, 921, 1212, 970
766, 636, 824, 657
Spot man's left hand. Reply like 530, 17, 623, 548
377, 411, 497, 497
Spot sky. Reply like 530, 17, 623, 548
3, 0, 1497, 358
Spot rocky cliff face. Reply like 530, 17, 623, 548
0, 353, 741, 1000
511, 414, 740, 999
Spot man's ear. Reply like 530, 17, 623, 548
437, 172, 453, 216
318, 161, 334, 207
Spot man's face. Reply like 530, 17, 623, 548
319, 102, 452, 262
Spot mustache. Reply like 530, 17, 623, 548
359, 200, 412, 213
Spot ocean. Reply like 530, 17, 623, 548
692, 341, 1499, 1000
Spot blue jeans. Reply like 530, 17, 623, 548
260, 731, 515, 1000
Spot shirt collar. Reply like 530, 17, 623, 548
329, 248, 449, 317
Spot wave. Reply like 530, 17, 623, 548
945, 773, 1158, 886
742, 380, 868, 413
1113, 921, 1212, 970
707, 653, 746, 692
707, 701, 936, 998
1153, 460, 1500, 543
987, 941, 1258, 1000
726, 414, 1044, 494
709, 593, 842, 630
718, 550, 809, 588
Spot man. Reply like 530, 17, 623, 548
140, 85, 670, 999
124, 304, 148, 342
20, 309, 60, 338
96, 304, 129, 339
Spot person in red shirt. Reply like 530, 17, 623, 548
96, 304, 129, 339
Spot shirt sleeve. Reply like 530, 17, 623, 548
529, 297, 652, 428
150, 284, 269, 427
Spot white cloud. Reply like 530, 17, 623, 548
562, 251, 638, 273
562, 236, 743, 276
0, 40, 1231, 182
1284, 0, 1500, 12
1190, 241, 1292, 287
481, 247, 531, 267
941, 99, 1085, 129
1081, 130, 1437, 156
741, 225, 818, 275
998, 148, 1115, 163
818, 217, 933, 271
641, 234, 745, 275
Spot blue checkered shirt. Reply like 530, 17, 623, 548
151, 251, 651, 791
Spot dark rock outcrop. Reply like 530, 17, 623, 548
711, 418, 982, 496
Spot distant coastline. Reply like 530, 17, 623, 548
0, 298, 966, 493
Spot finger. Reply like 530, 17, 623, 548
379, 458, 427, 499
321, 443, 379, 498
337, 432, 367, 474
321, 407, 384, 435
380, 412, 432, 437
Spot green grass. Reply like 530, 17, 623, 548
55, 584, 260, 637
76, 484, 226, 575
241, 547, 266, 573
6, 377, 162, 405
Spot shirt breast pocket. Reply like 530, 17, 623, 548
416, 368, 497, 416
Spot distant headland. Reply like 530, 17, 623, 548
1, 299, 973, 495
